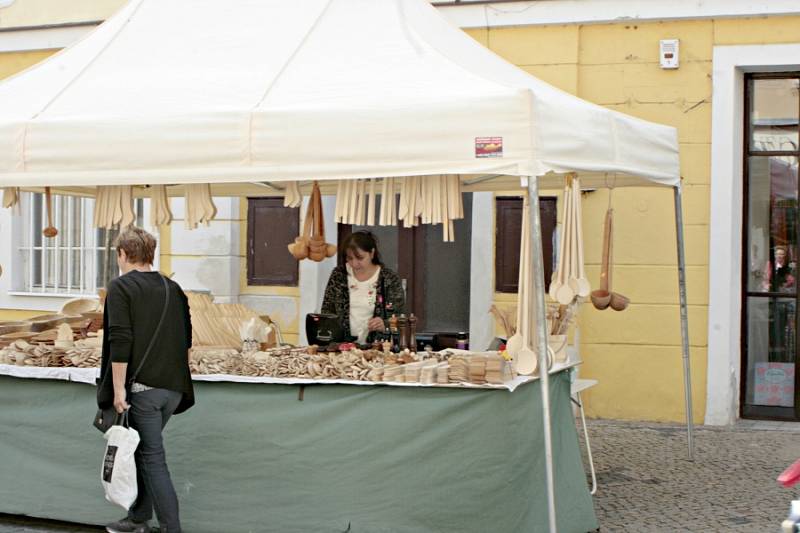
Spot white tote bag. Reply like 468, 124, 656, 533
101, 412, 140, 510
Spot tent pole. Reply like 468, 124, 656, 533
673, 183, 695, 461
527, 176, 557, 532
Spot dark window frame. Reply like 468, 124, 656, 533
495, 196, 557, 293
740, 72, 800, 421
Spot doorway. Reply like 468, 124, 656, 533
741, 73, 800, 420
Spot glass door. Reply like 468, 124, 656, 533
742, 74, 800, 420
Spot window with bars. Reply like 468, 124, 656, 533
12, 192, 144, 295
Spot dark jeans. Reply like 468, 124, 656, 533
127, 388, 182, 532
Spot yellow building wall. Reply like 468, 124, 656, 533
0, 0, 124, 29
476, 15, 800, 423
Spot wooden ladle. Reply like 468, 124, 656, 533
590, 208, 612, 310
42, 187, 58, 238
590, 207, 630, 311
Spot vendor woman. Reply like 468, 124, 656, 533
321, 231, 406, 344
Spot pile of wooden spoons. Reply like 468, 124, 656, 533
590, 206, 629, 311
184, 184, 217, 229
549, 174, 590, 305
289, 181, 336, 262
149, 185, 173, 226
93, 185, 136, 229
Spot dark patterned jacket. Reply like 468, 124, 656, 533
321, 265, 406, 341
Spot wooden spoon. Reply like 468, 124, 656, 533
573, 177, 591, 297
549, 178, 570, 300
387, 178, 396, 225
42, 187, 58, 238
355, 180, 366, 226
367, 179, 376, 226
567, 180, 581, 295
379, 178, 388, 226
516, 236, 537, 375
506, 197, 528, 362
516, 196, 538, 376
556, 177, 576, 304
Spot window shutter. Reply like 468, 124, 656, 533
495, 197, 556, 293
247, 198, 299, 286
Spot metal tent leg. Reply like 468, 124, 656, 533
575, 391, 598, 495
528, 176, 557, 532
674, 183, 695, 461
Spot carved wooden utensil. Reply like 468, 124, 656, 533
42, 187, 58, 238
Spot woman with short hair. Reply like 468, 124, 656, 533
98, 226, 193, 533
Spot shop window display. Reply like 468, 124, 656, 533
743, 74, 800, 418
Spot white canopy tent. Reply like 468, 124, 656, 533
0, 1, 691, 531
0, 0, 678, 188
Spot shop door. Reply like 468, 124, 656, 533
742, 73, 800, 420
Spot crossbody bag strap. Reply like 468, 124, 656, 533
128, 274, 170, 386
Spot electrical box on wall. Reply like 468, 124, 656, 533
659, 39, 679, 69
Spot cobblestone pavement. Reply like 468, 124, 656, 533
583, 419, 800, 532
2, 419, 799, 532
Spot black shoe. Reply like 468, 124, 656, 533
105, 517, 150, 533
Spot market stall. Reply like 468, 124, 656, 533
0, 0, 688, 532
0, 369, 596, 533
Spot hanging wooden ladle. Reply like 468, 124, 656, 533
590, 208, 612, 310
42, 187, 58, 238
590, 205, 630, 312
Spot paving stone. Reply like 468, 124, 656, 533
582, 419, 799, 532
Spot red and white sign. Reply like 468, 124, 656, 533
753, 362, 795, 407
475, 137, 503, 158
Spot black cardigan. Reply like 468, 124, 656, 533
97, 271, 195, 414
321, 265, 406, 341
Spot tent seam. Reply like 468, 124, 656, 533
20, 0, 146, 172
246, 0, 336, 166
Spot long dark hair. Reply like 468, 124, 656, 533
340, 231, 383, 266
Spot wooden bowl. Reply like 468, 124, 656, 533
28, 313, 68, 332
590, 289, 611, 310
288, 237, 309, 260
0, 321, 32, 336
60, 298, 99, 316
609, 292, 630, 312
308, 240, 327, 253
308, 249, 326, 262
